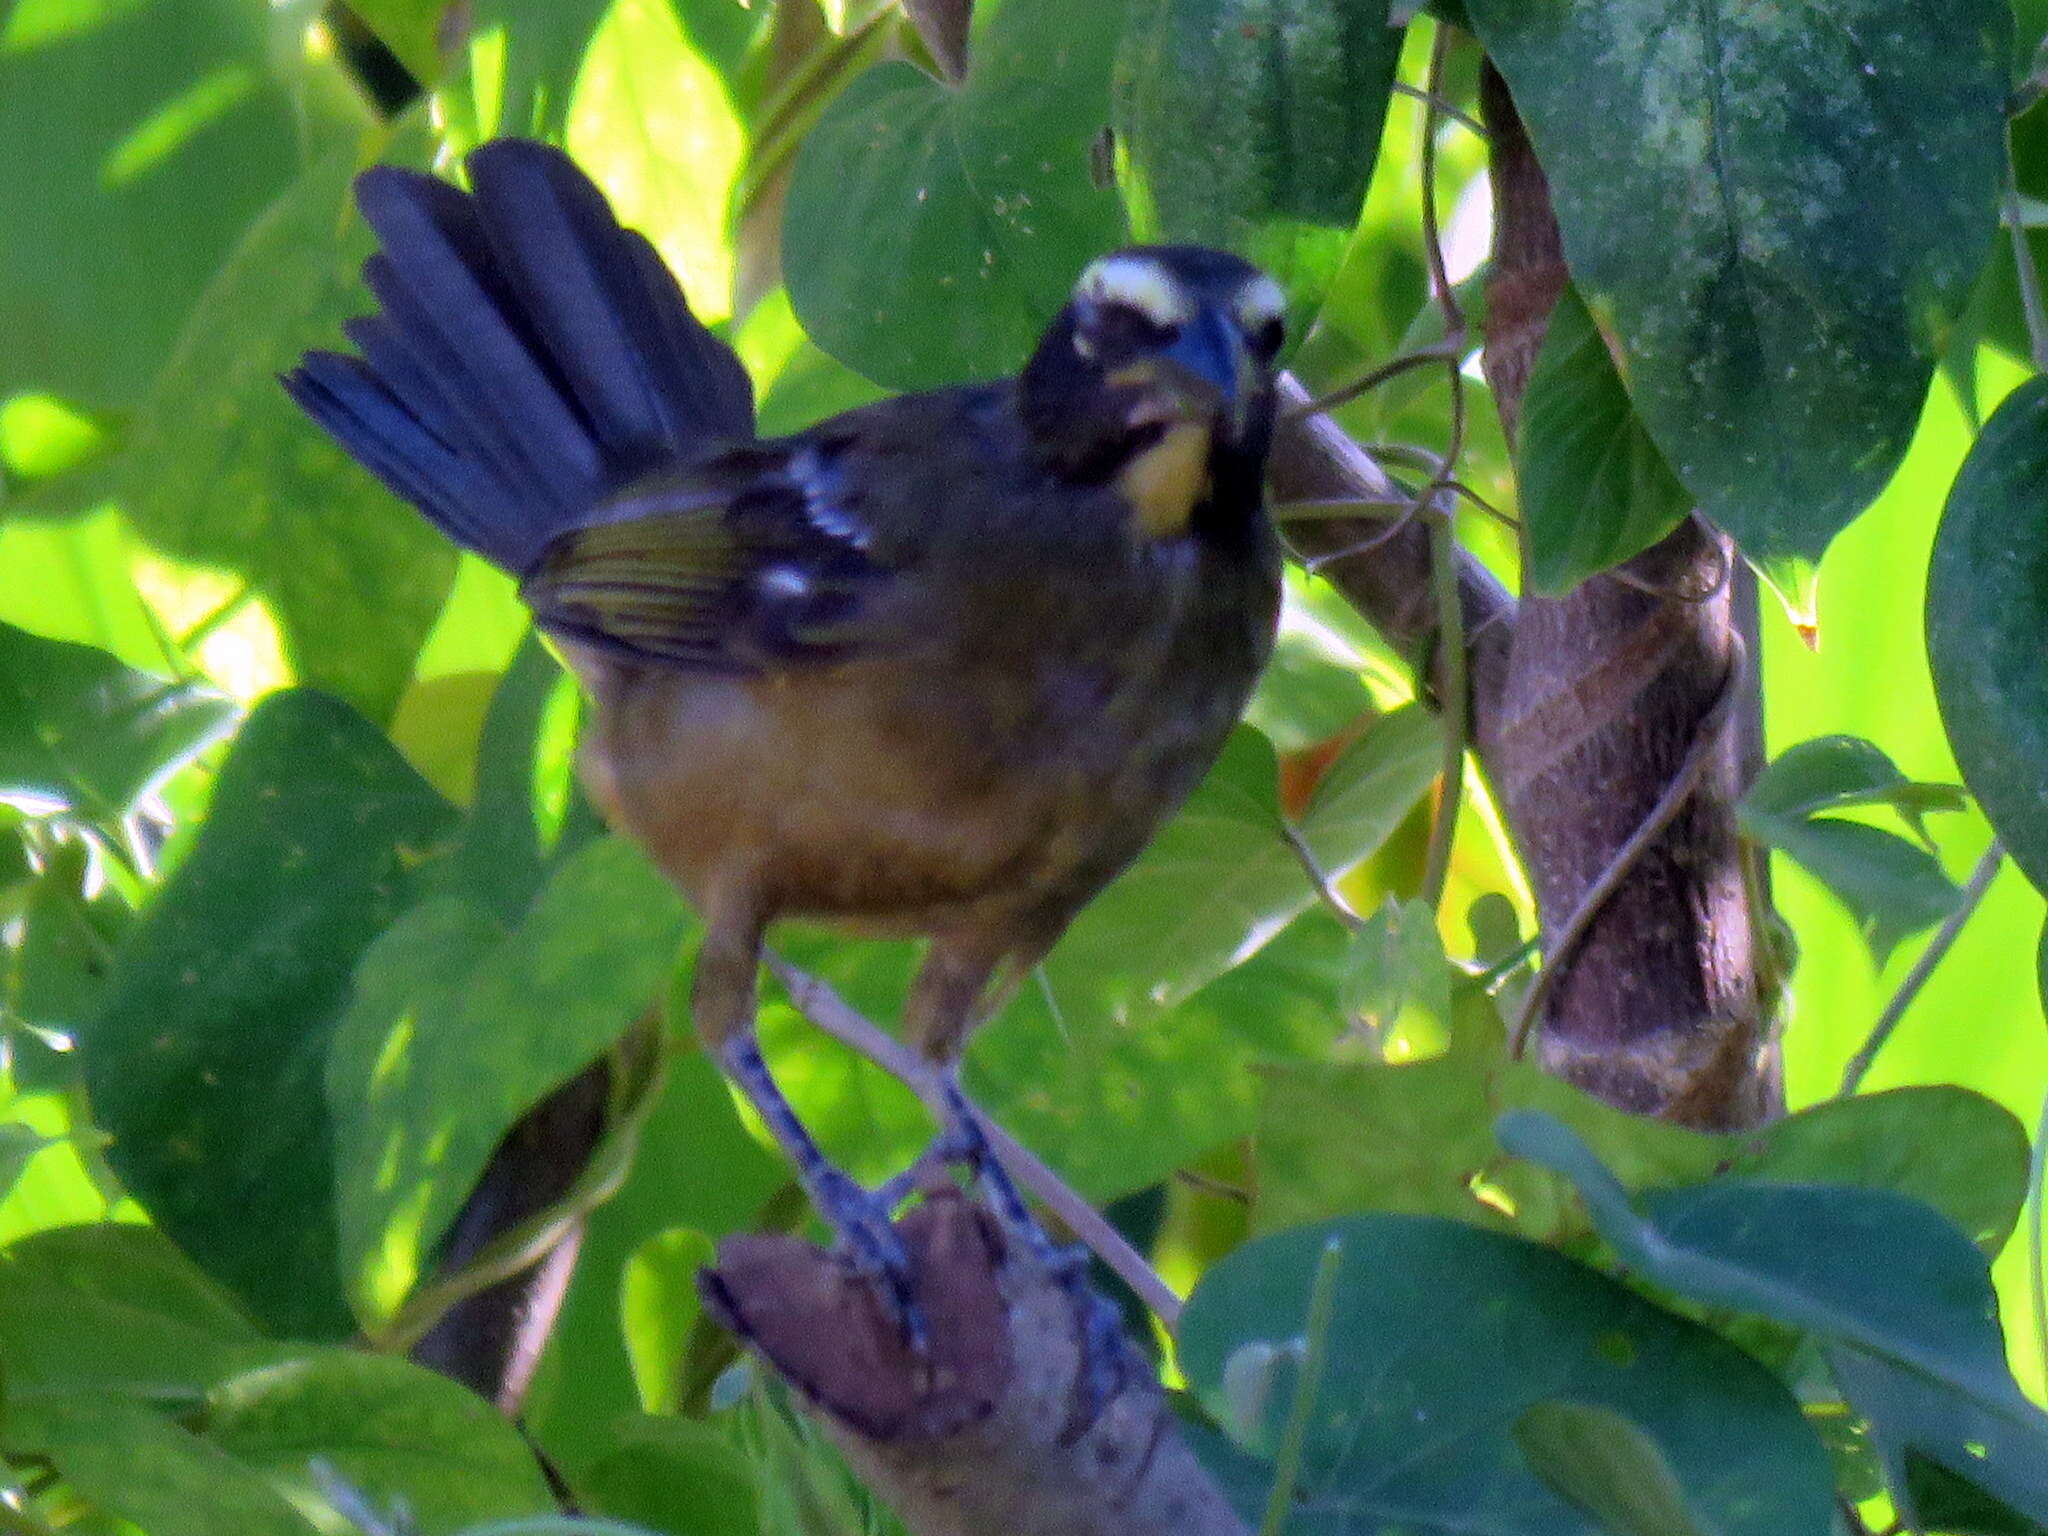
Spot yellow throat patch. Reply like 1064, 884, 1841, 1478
1116, 421, 1212, 539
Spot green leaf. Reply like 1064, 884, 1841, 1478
329, 836, 688, 1322
1295, 702, 1443, 863
206, 1353, 556, 1533
570, 1414, 759, 1536
1251, 986, 1729, 1241
564, 0, 746, 321
82, 690, 457, 1337
1513, 1401, 1718, 1536
783, 0, 1129, 389
6, 1396, 317, 1536
461, 0, 615, 140
1500, 1108, 2048, 1527
1334, 896, 1452, 1056
1179, 1215, 1833, 1534
0, 1123, 49, 1205
621, 1228, 713, 1415
1928, 377, 2048, 899
9, 838, 134, 1043
1744, 734, 1966, 846
1518, 284, 1694, 595
1254, 1009, 2028, 1252
121, 134, 456, 723
1113, 0, 1402, 333
1464, 0, 2010, 568
0, 620, 235, 828
1739, 805, 1961, 965
1739, 1086, 2032, 1258
0, 1223, 282, 1403
0, 0, 311, 419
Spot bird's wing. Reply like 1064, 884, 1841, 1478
519, 436, 910, 672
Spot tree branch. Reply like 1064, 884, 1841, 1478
701, 1189, 1248, 1536
1475, 63, 1775, 1128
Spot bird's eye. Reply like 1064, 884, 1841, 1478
1249, 315, 1285, 360
1086, 304, 1178, 358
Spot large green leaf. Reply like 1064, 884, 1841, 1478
1928, 377, 2048, 898
1502, 1109, 2048, 1526
328, 836, 688, 1322
1179, 1216, 1833, 1534
0, 1223, 284, 1403
0, 0, 309, 421
81, 691, 457, 1337
1113, 0, 1402, 333
1465, 0, 2009, 572
207, 1354, 556, 1532
564, 0, 747, 322
783, 0, 1130, 389
0, 619, 235, 828
570, 1414, 759, 1536
1517, 284, 1693, 595
120, 135, 456, 723
1255, 981, 2031, 1258
6, 1396, 317, 1536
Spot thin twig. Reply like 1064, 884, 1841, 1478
1836, 840, 2005, 1097
1390, 81, 1488, 139
1173, 1167, 1253, 1204
1416, 25, 1468, 914
764, 954, 1185, 1325
1282, 821, 1368, 931
2007, 130, 2048, 373
1510, 656, 1743, 1058
1280, 342, 1463, 425
1300, 496, 1427, 573
1258, 1238, 1343, 1536
2030, 1079, 2048, 1403
1419, 504, 1466, 909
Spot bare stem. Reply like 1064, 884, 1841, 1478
1281, 343, 1463, 425
2007, 131, 2048, 373
1836, 840, 2005, 1097
2030, 1078, 2048, 1402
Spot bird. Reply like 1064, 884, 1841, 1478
284, 138, 1287, 1348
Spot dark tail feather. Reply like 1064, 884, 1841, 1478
282, 140, 755, 575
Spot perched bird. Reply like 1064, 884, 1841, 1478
285, 139, 1285, 1340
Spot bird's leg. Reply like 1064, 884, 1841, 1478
695, 904, 924, 1349
905, 943, 1132, 1408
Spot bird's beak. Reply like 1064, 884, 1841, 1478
1156, 303, 1253, 438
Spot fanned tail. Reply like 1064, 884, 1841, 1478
282, 139, 754, 575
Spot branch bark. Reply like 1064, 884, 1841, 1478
701, 1189, 1248, 1536
1474, 63, 1777, 1128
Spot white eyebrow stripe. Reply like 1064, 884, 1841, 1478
1076, 255, 1193, 327
1236, 274, 1285, 326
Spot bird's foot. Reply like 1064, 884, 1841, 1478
929, 1077, 1131, 1416
809, 1164, 927, 1355
720, 1036, 928, 1352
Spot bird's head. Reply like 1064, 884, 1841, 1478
1020, 246, 1285, 541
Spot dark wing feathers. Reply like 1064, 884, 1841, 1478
522, 444, 892, 672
